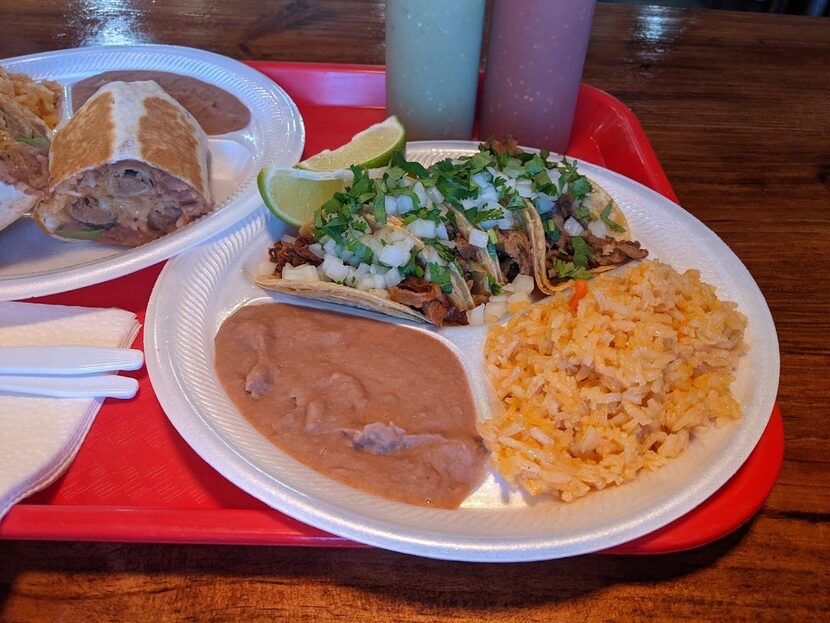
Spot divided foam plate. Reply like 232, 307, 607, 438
145, 141, 779, 562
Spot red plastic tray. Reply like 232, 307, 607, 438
0, 62, 784, 553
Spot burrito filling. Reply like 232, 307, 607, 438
41, 160, 211, 245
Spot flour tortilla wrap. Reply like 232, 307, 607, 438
0, 95, 50, 232
34, 80, 212, 246
525, 181, 646, 295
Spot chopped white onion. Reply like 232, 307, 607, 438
372, 274, 387, 289
281, 264, 320, 281
478, 186, 499, 205
563, 217, 585, 236
471, 172, 491, 188
361, 235, 384, 256
323, 237, 337, 255
357, 275, 376, 291
426, 186, 444, 204
378, 243, 410, 268
511, 274, 535, 295
396, 194, 414, 214
281, 234, 297, 244
468, 229, 489, 248
384, 194, 398, 215
588, 219, 609, 239
467, 304, 486, 325
496, 216, 515, 230
308, 243, 325, 258
383, 267, 403, 288
515, 179, 534, 198
322, 254, 350, 282
508, 291, 529, 305
412, 182, 428, 206
535, 193, 554, 214
435, 222, 449, 241
484, 301, 508, 323
460, 198, 477, 210
407, 218, 437, 239
355, 262, 371, 277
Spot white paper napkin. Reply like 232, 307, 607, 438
0, 302, 141, 522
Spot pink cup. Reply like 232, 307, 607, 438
480, 0, 597, 152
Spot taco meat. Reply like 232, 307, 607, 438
388, 276, 468, 327
583, 232, 648, 266
269, 235, 323, 274
495, 228, 533, 281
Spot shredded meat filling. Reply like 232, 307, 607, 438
495, 228, 533, 281
0, 131, 49, 193
545, 230, 649, 278
582, 232, 648, 266
269, 235, 323, 274
486, 135, 521, 155
388, 276, 468, 327
452, 235, 479, 261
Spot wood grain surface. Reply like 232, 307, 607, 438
1, 2, 829, 621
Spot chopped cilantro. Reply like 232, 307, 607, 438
488, 275, 502, 295
428, 262, 453, 293
572, 204, 594, 223
553, 259, 594, 281
467, 150, 493, 173
430, 240, 457, 264
502, 192, 526, 212
545, 219, 561, 243
392, 151, 429, 178
345, 237, 374, 263
466, 206, 503, 225
349, 165, 371, 196
600, 202, 626, 233
570, 236, 593, 268
390, 187, 421, 212
372, 193, 387, 225
523, 154, 547, 177
400, 253, 423, 278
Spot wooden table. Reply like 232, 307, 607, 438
1, 2, 829, 620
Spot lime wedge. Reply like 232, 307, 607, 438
257, 167, 353, 227
297, 116, 406, 172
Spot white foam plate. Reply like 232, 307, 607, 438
145, 141, 779, 562
0, 44, 304, 300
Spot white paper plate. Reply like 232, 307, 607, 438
145, 141, 779, 562
0, 44, 304, 300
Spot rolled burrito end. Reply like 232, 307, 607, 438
36, 80, 213, 246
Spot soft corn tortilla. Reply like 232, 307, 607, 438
256, 276, 430, 324
526, 180, 634, 295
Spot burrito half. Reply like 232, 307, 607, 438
35, 80, 212, 245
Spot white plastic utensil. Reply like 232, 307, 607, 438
0, 347, 144, 375
0, 373, 139, 399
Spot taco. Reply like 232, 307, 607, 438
466, 137, 647, 295
258, 165, 477, 326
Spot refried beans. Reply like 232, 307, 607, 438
214, 303, 487, 508
72, 70, 251, 135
